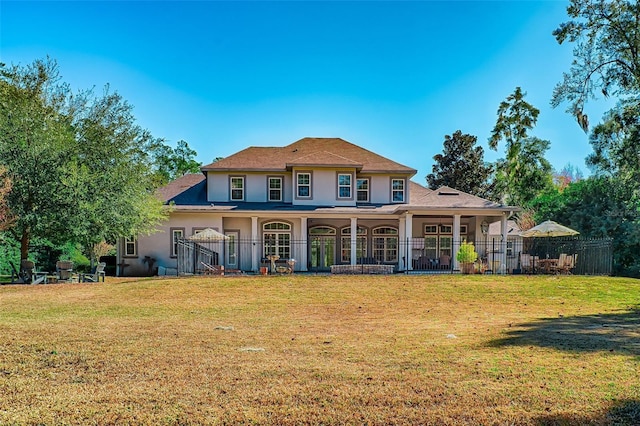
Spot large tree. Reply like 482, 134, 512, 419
489, 87, 554, 206
426, 130, 494, 198
150, 139, 202, 185
0, 167, 14, 231
587, 98, 640, 181
530, 176, 640, 277
552, 0, 640, 131
0, 58, 167, 260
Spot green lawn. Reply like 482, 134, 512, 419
1, 274, 639, 425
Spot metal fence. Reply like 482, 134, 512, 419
176, 236, 613, 276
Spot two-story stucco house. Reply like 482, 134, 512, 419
117, 137, 518, 275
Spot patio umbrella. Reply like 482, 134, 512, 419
520, 220, 579, 238
187, 228, 229, 241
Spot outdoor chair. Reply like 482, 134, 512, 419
12, 260, 47, 284
200, 261, 224, 275
439, 255, 451, 270
56, 260, 76, 283
560, 254, 576, 274
520, 253, 533, 274
80, 262, 106, 282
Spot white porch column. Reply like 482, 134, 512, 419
500, 214, 508, 274
300, 217, 308, 271
405, 213, 413, 271
350, 217, 357, 266
251, 216, 259, 272
452, 214, 461, 271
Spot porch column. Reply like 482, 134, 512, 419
405, 213, 413, 271
251, 216, 259, 272
500, 214, 508, 274
300, 217, 308, 271
452, 214, 461, 271
350, 217, 357, 266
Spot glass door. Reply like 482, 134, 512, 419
225, 231, 239, 270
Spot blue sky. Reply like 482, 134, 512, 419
1, 1, 614, 182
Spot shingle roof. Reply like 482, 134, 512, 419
156, 173, 206, 204
405, 185, 506, 209
201, 137, 416, 174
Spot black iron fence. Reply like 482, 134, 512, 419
176, 236, 613, 276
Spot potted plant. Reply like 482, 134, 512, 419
456, 242, 478, 274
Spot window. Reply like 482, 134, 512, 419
263, 222, 291, 259
337, 173, 352, 199
507, 241, 514, 257
297, 173, 311, 198
372, 227, 398, 262
356, 178, 369, 202
460, 225, 468, 234
391, 179, 405, 202
425, 225, 438, 234
340, 226, 367, 262
268, 177, 282, 202
170, 228, 185, 258
230, 177, 244, 201
124, 237, 137, 257
440, 225, 453, 234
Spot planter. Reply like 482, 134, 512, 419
461, 262, 475, 274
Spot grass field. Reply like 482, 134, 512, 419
1, 274, 639, 425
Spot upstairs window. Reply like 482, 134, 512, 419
230, 176, 245, 201
124, 237, 137, 257
391, 178, 405, 203
356, 178, 369, 202
268, 177, 282, 202
337, 173, 352, 199
297, 172, 311, 198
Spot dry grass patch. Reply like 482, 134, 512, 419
1, 275, 639, 425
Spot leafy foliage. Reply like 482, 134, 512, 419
529, 177, 640, 277
0, 167, 14, 231
0, 58, 167, 260
489, 87, 554, 206
426, 130, 494, 198
456, 241, 478, 264
587, 97, 640, 182
552, 0, 640, 130
150, 139, 202, 185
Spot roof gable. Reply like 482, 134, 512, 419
201, 137, 416, 175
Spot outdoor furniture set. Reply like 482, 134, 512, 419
520, 253, 577, 274
11, 260, 106, 284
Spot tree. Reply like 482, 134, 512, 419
0, 58, 167, 261
552, 0, 640, 131
150, 139, 202, 185
489, 87, 554, 206
426, 130, 494, 198
0, 167, 15, 231
529, 176, 640, 277
553, 163, 584, 191
587, 98, 640, 181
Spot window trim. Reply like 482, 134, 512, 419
295, 171, 312, 200
356, 177, 369, 203
230, 175, 245, 201
336, 172, 354, 200
123, 237, 138, 258
267, 176, 283, 202
262, 221, 293, 259
372, 226, 399, 263
170, 227, 185, 258
391, 178, 405, 203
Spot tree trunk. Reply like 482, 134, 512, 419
20, 230, 30, 260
